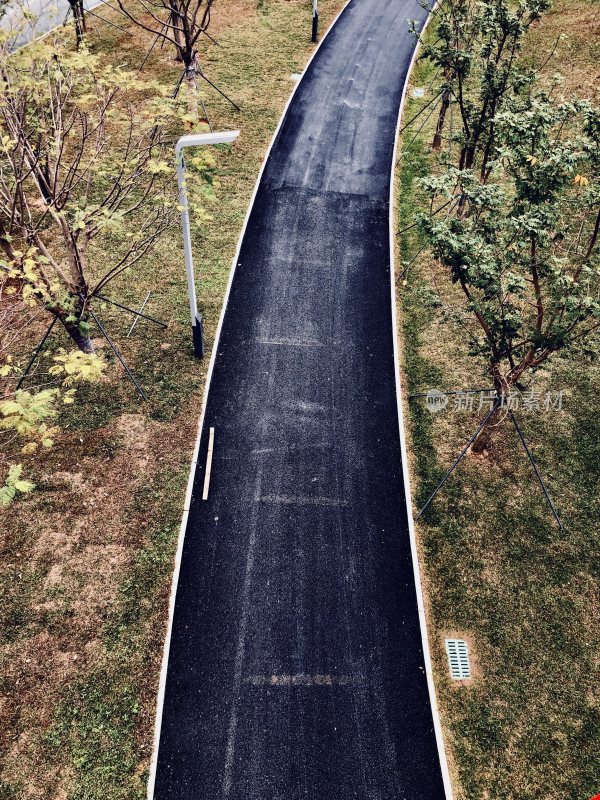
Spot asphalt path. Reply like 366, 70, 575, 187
152, 0, 447, 797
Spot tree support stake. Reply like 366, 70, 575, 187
509, 411, 563, 530
94, 293, 167, 329
416, 400, 501, 520
89, 309, 147, 400
16, 316, 58, 390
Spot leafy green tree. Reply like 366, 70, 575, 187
415, 0, 550, 172
418, 94, 599, 452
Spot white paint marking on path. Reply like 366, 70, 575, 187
202, 427, 215, 501
247, 673, 364, 687
257, 337, 324, 347
257, 495, 348, 507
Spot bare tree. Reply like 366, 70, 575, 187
114, 0, 214, 121
0, 42, 178, 353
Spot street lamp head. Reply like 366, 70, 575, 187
175, 130, 240, 154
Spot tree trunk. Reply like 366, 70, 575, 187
470, 404, 502, 454
185, 62, 199, 126
432, 88, 450, 151
170, 3, 185, 62
470, 372, 507, 454
63, 320, 94, 353
69, 0, 86, 49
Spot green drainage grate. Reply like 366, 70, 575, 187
445, 639, 471, 680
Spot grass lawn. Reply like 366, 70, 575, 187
395, 2, 599, 798
0, 0, 346, 796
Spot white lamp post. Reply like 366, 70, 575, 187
175, 130, 240, 358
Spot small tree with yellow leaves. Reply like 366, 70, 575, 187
114, 0, 214, 124
0, 40, 215, 353
0, 350, 106, 504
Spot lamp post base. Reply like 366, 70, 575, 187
192, 316, 204, 359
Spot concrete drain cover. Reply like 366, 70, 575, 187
445, 639, 471, 680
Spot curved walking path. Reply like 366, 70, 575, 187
150, 0, 450, 797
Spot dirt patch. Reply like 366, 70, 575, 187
0, 402, 194, 794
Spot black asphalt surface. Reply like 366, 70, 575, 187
153, 0, 447, 797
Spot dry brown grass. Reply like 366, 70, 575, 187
527, 0, 600, 97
